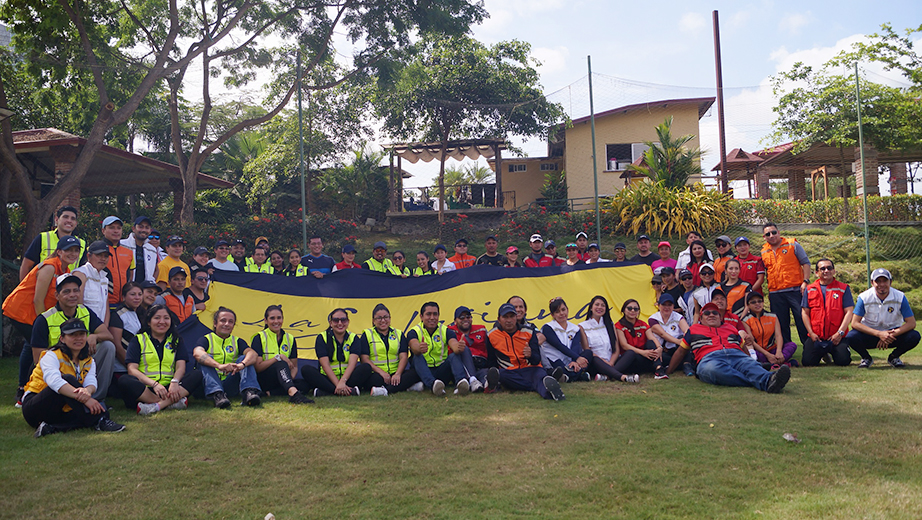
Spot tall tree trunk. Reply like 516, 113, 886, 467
838, 146, 850, 222
179, 165, 198, 224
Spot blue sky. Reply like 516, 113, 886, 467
397, 0, 921, 193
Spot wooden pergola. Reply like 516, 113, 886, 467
384, 138, 508, 222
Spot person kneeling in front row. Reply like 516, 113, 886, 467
666, 302, 790, 393
23, 318, 125, 437
118, 304, 203, 415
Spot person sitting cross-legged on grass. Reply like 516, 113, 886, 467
666, 302, 791, 393
23, 318, 126, 438
613, 299, 664, 379
578, 295, 639, 384
486, 303, 564, 401
741, 293, 797, 369
250, 305, 312, 404
540, 297, 592, 383
119, 304, 202, 415
193, 306, 262, 408
300, 308, 380, 397
846, 268, 920, 369
648, 294, 693, 379
354, 304, 422, 395
408, 302, 482, 396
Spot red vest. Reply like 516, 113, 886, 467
761, 237, 803, 292
805, 279, 849, 338
448, 323, 488, 359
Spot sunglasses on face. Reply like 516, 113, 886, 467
393, 256, 404, 261
458, 314, 472, 320
701, 310, 720, 316
149, 235, 160, 240
818, 266, 834, 271
701, 271, 714, 276
195, 276, 209, 281
625, 306, 640, 311
717, 242, 729, 247
652, 282, 662, 285
764, 230, 779, 237
681, 276, 693, 281
330, 317, 349, 323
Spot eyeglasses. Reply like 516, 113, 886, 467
625, 306, 640, 311
651, 282, 662, 285
818, 266, 834, 271
700, 271, 714, 276
393, 256, 404, 260
764, 230, 779, 237
195, 276, 209, 281
373, 315, 390, 321
701, 310, 720, 316
149, 235, 160, 239
330, 317, 349, 323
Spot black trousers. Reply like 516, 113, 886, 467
22, 374, 108, 430
614, 340, 660, 374
801, 338, 851, 366
301, 362, 375, 393
116, 370, 203, 409
256, 360, 311, 395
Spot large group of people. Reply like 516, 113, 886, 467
4, 207, 919, 439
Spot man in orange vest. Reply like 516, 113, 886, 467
800, 258, 854, 366
448, 238, 476, 269
760, 222, 811, 346
154, 267, 195, 324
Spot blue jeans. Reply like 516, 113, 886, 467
200, 355, 260, 397
696, 348, 773, 391
412, 350, 476, 387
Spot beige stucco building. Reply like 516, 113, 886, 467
490, 97, 714, 210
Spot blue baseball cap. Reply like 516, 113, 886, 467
342, 244, 356, 254
498, 303, 517, 316
56, 235, 81, 251
734, 236, 750, 246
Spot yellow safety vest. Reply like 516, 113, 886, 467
411, 323, 448, 368
204, 333, 242, 380
138, 332, 178, 386
39, 230, 85, 271
363, 327, 403, 374
24, 348, 93, 400
413, 267, 435, 276
42, 305, 92, 348
253, 329, 294, 360
365, 258, 401, 275
321, 330, 356, 378
244, 260, 272, 274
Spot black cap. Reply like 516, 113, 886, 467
86, 240, 110, 255
233, 239, 245, 246
133, 215, 152, 226
60, 319, 89, 335
164, 235, 186, 247
455, 238, 468, 246
434, 244, 447, 252
139, 280, 159, 290
658, 294, 676, 305
613, 242, 627, 250
498, 303, 517, 316
214, 239, 229, 248
454, 306, 473, 319
342, 244, 356, 254
193, 246, 209, 256
651, 275, 663, 284
56, 235, 81, 251
485, 235, 498, 242
56, 273, 82, 289
660, 266, 676, 275
168, 266, 187, 279
637, 234, 650, 241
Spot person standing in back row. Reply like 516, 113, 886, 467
630, 235, 657, 267
448, 238, 477, 269
19, 206, 86, 281
301, 235, 336, 278
476, 235, 506, 266
760, 223, 811, 345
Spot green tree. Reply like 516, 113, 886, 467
317, 148, 388, 222
376, 35, 566, 222
624, 116, 703, 189
540, 169, 568, 211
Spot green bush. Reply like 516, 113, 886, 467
608, 182, 734, 237
497, 206, 617, 242
732, 195, 922, 224
833, 223, 862, 236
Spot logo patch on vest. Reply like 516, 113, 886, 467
225, 345, 235, 353
887, 306, 895, 313
389, 330, 398, 341
433, 333, 440, 343
281, 344, 289, 352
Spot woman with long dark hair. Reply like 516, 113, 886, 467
251, 305, 312, 404
356, 303, 421, 394
300, 308, 383, 397
719, 258, 752, 316
578, 295, 639, 383
119, 304, 202, 415
686, 240, 710, 286
612, 299, 664, 378
22, 318, 125, 437
540, 297, 592, 383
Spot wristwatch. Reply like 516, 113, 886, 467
170, 379, 179, 384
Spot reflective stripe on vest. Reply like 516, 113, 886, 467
806, 280, 848, 338
42, 305, 91, 348
321, 331, 356, 378
761, 237, 803, 292
244, 260, 272, 274
255, 329, 293, 360
411, 323, 448, 367
40, 231, 85, 271
206, 333, 240, 379
413, 267, 434, 276
138, 332, 177, 386
363, 327, 402, 373
23, 348, 93, 400
365, 258, 400, 275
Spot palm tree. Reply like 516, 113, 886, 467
625, 116, 703, 189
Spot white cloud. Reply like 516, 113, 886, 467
679, 12, 707, 34
778, 12, 812, 35
531, 46, 569, 76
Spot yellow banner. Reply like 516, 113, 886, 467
201, 264, 656, 360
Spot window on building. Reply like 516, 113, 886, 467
605, 142, 656, 170
540, 163, 558, 171
507, 164, 527, 172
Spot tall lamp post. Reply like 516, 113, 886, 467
0, 106, 16, 349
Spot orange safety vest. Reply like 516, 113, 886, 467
2, 257, 69, 325
805, 279, 849, 339
760, 237, 804, 292
107, 243, 135, 305
163, 292, 195, 323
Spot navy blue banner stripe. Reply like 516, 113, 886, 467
210, 262, 646, 299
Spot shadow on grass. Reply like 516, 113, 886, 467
2, 356, 922, 519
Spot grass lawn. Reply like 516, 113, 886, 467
3, 344, 922, 520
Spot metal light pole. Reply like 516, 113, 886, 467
296, 52, 307, 252
0, 106, 15, 349
588, 57, 601, 246
855, 63, 871, 288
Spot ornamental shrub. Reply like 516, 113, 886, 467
607, 182, 733, 237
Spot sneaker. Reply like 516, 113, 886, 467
408, 382, 425, 392
371, 386, 389, 397
469, 377, 483, 393
454, 379, 470, 396
623, 374, 640, 383
888, 357, 905, 368
542, 376, 566, 401
15, 387, 24, 408
594, 374, 608, 382
289, 391, 314, 404
550, 367, 565, 382
313, 388, 332, 397
165, 397, 188, 411
137, 402, 161, 415
766, 365, 791, 394
241, 388, 262, 406
682, 362, 695, 377
432, 379, 446, 397
822, 354, 834, 365
96, 417, 126, 433
210, 391, 231, 409
34, 421, 57, 438
579, 371, 591, 382
484, 368, 500, 394
858, 358, 873, 368
787, 359, 800, 368
654, 372, 669, 380
351, 386, 361, 396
